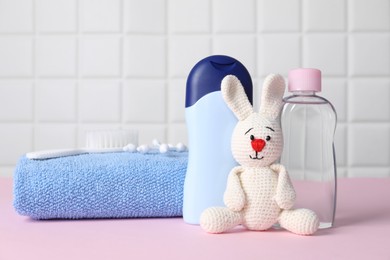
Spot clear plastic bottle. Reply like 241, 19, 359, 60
281, 68, 337, 229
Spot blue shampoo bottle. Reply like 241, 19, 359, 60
183, 55, 253, 224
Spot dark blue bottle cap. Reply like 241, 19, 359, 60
185, 55, 253, 107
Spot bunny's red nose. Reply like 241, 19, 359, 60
251, 139, 266, 152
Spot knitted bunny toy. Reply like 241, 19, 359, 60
200, 74, 319, 235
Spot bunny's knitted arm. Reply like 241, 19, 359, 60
223, 166, 246, 211
271, 164, 296, 210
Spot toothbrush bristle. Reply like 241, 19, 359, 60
85, 129, 138, 149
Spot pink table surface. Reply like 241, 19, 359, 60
1, 178, 390, 260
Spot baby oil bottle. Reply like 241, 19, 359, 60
280, 68, 337, 228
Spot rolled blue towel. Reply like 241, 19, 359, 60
13, 151, 188, 220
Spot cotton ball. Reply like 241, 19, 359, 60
176, 143, 187, 152
137, 144, 150, 153
159, 143, 169, 153
123, 143, 136, 152
152, 139, 160, 147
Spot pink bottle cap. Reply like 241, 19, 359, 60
288, 68, 321, 92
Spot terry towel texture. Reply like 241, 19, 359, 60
13, 152, 188, 220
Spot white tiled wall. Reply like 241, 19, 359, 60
0, 0, 389, 178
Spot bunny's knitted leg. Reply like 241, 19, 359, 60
278, 208, 319, 235
200, 207, 242, 234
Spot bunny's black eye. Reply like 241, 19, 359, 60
250, 135, 255, 141
266, 136, 271, 141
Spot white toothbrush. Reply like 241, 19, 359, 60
26, 130, 138, 160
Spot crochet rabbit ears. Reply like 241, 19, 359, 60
221, 74, 285, 121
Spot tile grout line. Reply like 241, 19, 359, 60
76, 0, 81, 147
32, 0, 37, 152
210, 0, 214, 53
345, 0, 351, 176
3, 30, 390, 36
253, 0, 258, 81
299, 0, 304, 68
165, 0, 169, 143
120, 0, 125, 128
